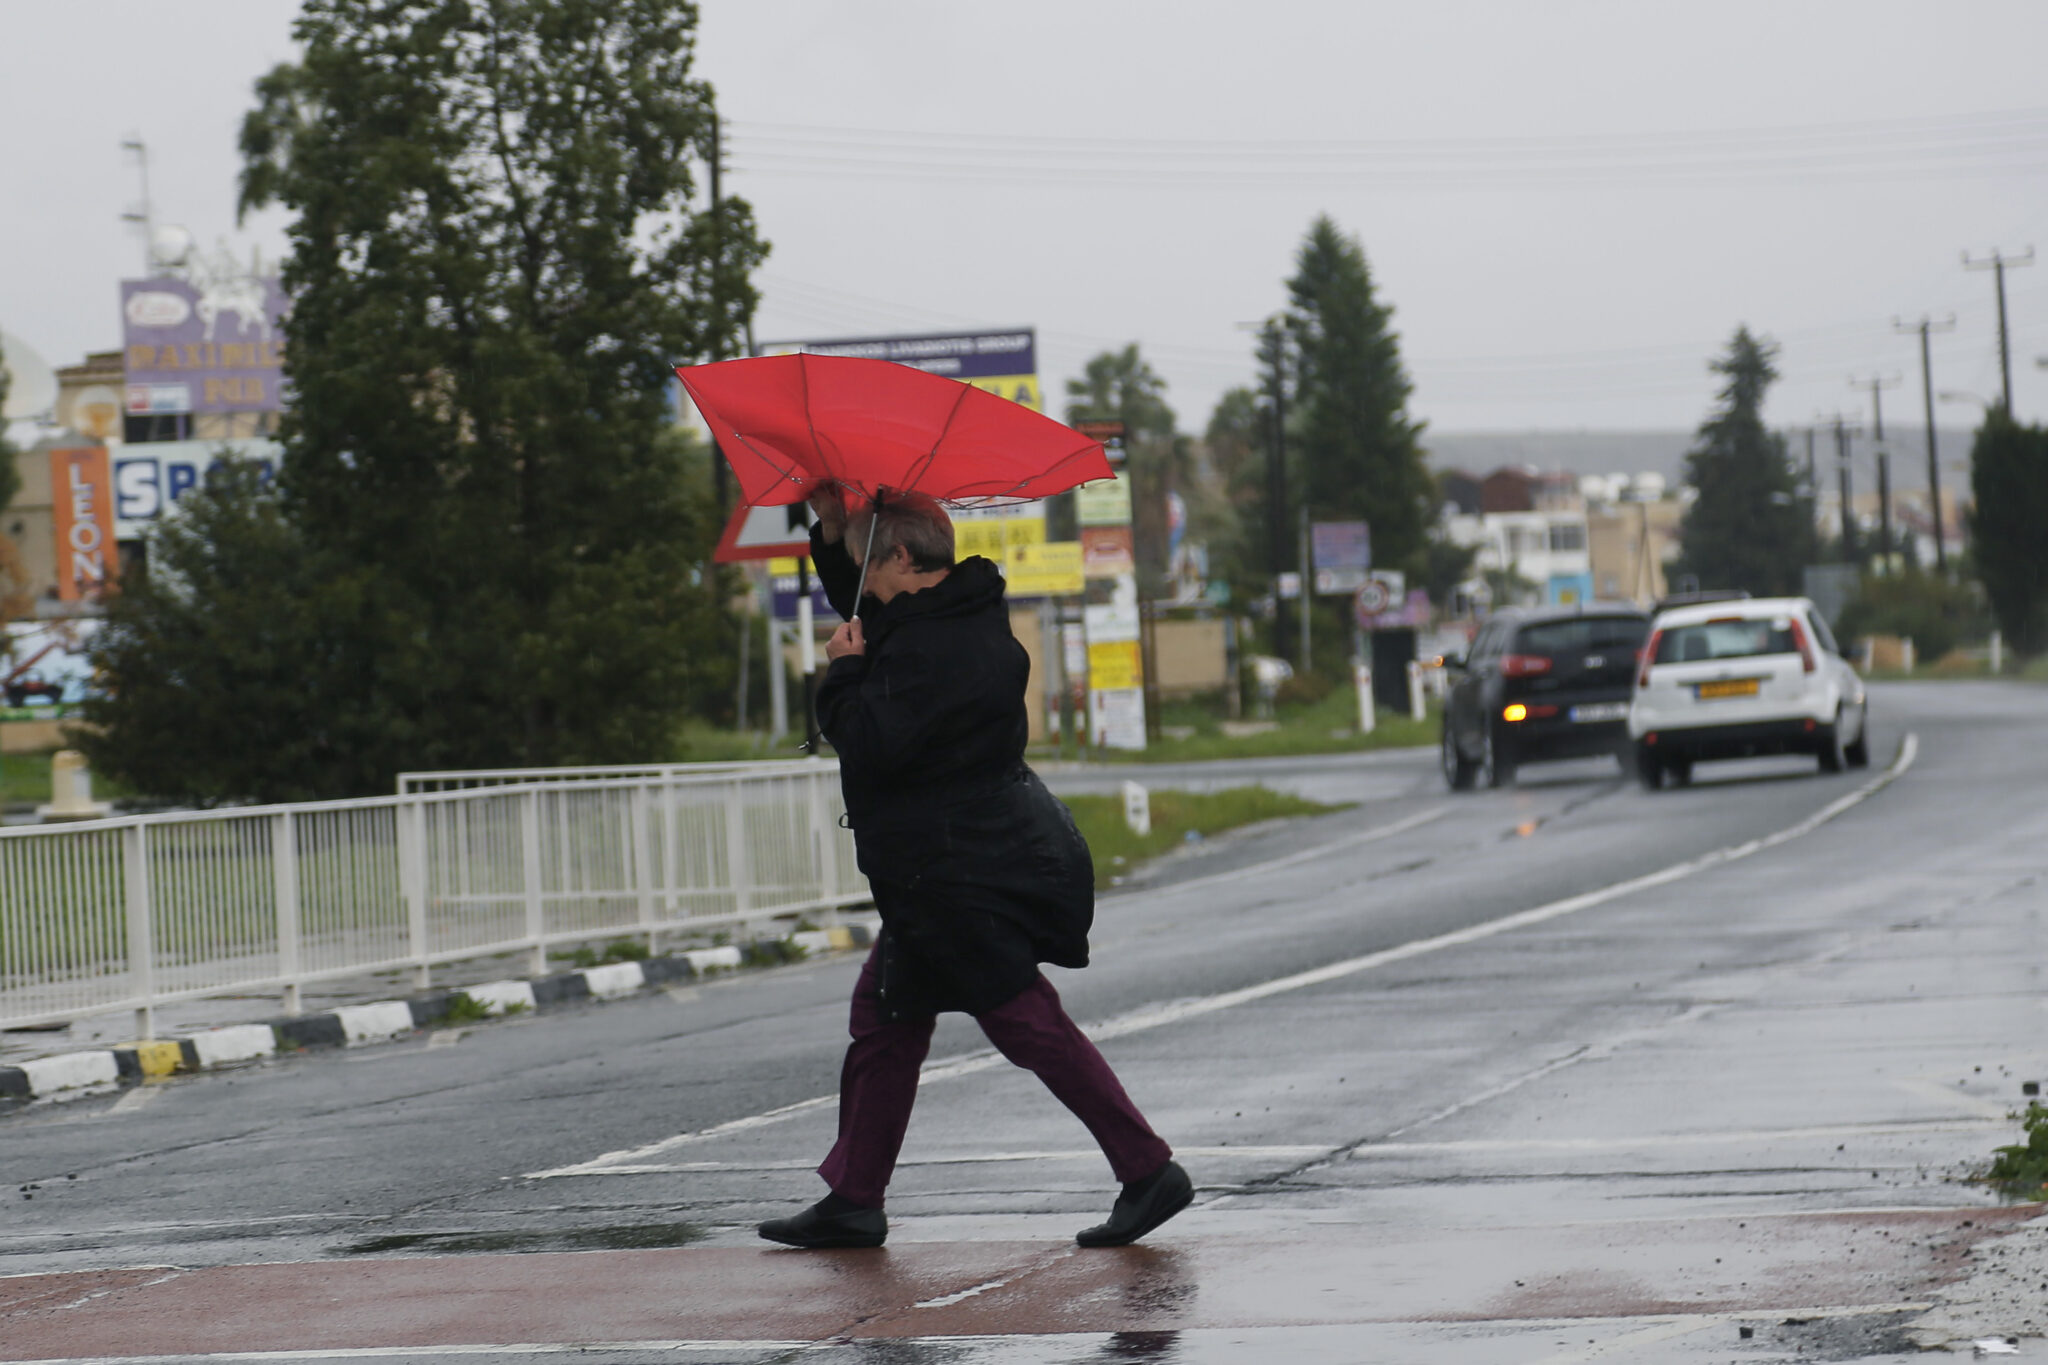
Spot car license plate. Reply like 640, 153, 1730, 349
1569, 702, 1628, 722
1696, 678, 1760, 699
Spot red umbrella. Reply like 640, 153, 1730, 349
675, 353, 1113, 509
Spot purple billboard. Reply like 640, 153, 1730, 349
122, 275, 290, 415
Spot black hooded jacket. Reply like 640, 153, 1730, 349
811, 524, 1093, 1018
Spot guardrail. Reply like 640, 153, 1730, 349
1, 764, 864, 1038
396, 760, 814, 794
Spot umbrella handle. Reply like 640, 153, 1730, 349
850, 512, 879, 622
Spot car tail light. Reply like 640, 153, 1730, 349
1503, 702, 1528, 722
1500, 654, 1552, 677
1789, 616, 1817, 673
1637, 630, 1662, 689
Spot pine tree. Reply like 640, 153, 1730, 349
1065, 345, 1182, 587
1671, 327, 1809, 597
1286, 216, 1432, 578
1969, 412, 2048, 656
84, 0, 763, 798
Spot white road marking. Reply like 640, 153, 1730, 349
425, 1030, 467, 1049
568, 1144, 1338, 1176
5, 1344, 814, 1363
530, 738, 1917, 1180
912, 1258, 1057, 1309
1120, 804, 1448, 900
108, 1086, 163, 1115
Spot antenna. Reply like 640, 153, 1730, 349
121, 136, 155, 275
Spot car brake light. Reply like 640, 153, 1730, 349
1788, 616, 1817, 673
1637, 630, 1662, 689
1500, 654, 1552, 677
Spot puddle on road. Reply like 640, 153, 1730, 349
337, 1221, 706, 1256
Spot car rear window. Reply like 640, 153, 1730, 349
1514, 617, 1648, 655
1654, 618, 1798, 664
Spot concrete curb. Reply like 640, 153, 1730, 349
0, 922, 874, 1108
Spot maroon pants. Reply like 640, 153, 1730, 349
817, 942, 1173, 1208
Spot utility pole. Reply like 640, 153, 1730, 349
1848, 375, 1903, 565
1261, 319, 1293, 664
1963, 247, 2034, 415
1821, 414, 1862, 562
1894, 315, 1956, 571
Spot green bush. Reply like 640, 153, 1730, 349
1985, 1101, 2048, 1199
1836, 569, 1990, 665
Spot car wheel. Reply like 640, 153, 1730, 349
1483, 725, 1517, 788
1441, 723, 1477, 791
1843, 705, 1871, 769
1668, 757, 1694, 787
1635, 743, 1665, 791
1817, 711, 1847, 773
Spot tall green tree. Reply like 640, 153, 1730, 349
1968, 412, 2048, 656
1065, 345, 1183, 588
0, 358, 26, 626
1671, 327, 1810, 596
84, 0, 764, 800
1286, 216, 1432, 578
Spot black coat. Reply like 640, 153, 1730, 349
811, 525, 1093, 1019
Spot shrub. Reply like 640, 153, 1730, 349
1836, 569, 1990, 666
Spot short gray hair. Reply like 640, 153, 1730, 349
848, 492, 954, 572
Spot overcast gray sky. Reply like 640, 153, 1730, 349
5, 0, 2046, 441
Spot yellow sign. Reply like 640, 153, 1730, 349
766, 556, 814, 575
955, 515, 1047, 566
1087, 639, 1143, 691
1004, 540, 1085, 597
966, 373, 1043, 412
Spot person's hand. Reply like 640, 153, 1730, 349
808, 481, 848, 543
826, 617, 865, 661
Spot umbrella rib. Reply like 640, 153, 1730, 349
898, 381, 974, 495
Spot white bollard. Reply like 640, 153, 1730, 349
1407, 660, 1427, 722
37, 749, 112, 823
1990, 630, 2004, 675
1120, 780, 1151, 837
1353, 661, 1376, 734
1901, 637, 1915, 674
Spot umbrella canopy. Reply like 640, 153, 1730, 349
675, 353, 1114, 508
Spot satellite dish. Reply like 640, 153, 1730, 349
151, 224, 194, 271
0, 328, 58, 419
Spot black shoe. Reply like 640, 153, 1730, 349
1076, 1160, 1194, 1248
757, 1199, 887, 1249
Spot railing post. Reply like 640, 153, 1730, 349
273, 811, 302, 1016
521, 787, 546, 976
723, 778, 752, 925
806, 768, 841, 924
399, 797, 429, 991
630, 783, 657, 954
123, 823, 155, 1041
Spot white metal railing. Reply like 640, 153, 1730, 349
396, 759, 812, 793
0, 764, 865, 1038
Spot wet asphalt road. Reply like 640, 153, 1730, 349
3, 681, 2046, 1362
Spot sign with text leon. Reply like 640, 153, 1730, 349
122, 276, 290, 415
756, 328, 1042, 412
50, 447, 117, 601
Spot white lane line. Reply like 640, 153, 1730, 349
8, 1345, 816, 1364
530, 738, 1916, 1180
567, 1144, 1339, 1176
109, 1086, 164, 1115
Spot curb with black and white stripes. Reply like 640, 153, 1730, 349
0, 923, 874, 1108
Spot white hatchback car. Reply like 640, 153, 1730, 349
1628, 595, 1869, 790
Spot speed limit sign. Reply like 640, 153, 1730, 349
1354, 578, 1392, 619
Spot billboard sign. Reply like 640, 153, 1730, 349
1311, 520, 1371, 571
756, 329, 1042, 412
122, 274, 290, 415
50, 447, 117, 601
111, 439, 282, 540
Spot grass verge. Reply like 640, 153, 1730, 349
1061, 785, 1350, 889
1036, 688, 1438, 765
1984, 1101, 2048, 1200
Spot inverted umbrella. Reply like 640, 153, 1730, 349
675, 353, 1113, 509
677, 352, 1116, 608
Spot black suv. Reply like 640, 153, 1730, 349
1441, 605, 1651, 789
